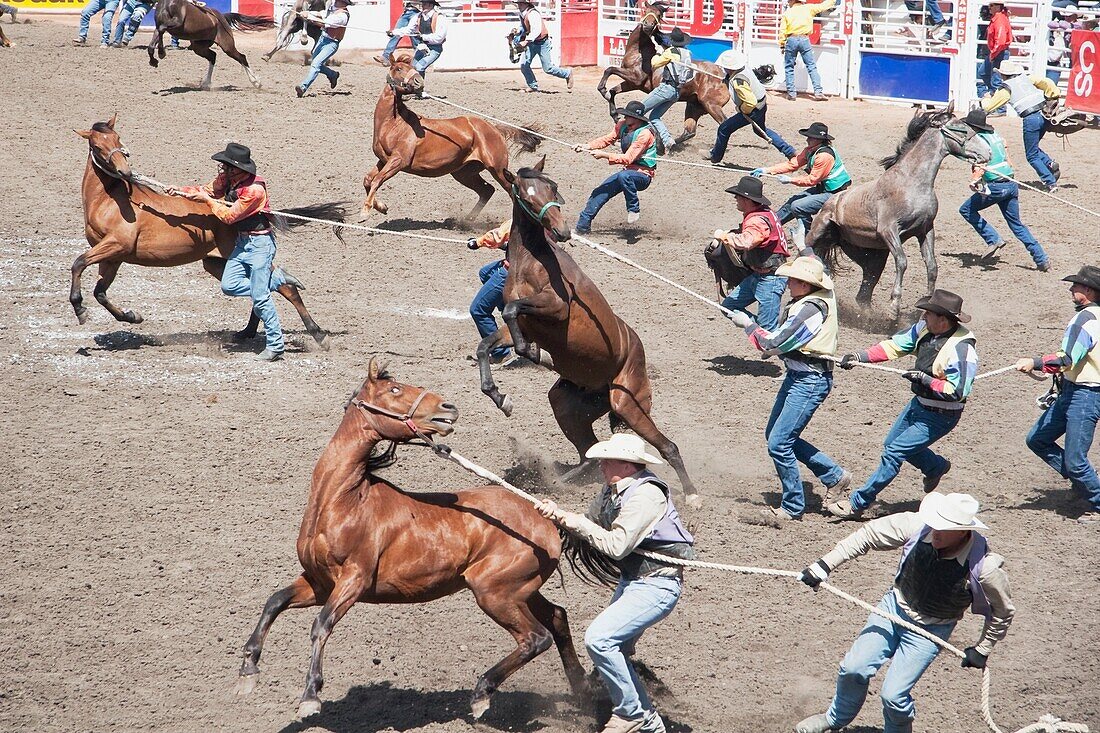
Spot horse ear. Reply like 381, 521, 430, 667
503, 168, 516, 186
107, 112, 118, 129
532, 155, 546, 173
75, 129, 93, 139
368, 357, 379, 381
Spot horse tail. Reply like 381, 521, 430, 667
559, 529, 619, 588
495, 122, 543, 153
269, 200, 353, 233
223, 12, 276, 31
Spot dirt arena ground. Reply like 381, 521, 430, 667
2, 17, 1098, 733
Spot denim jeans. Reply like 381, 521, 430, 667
1026, 381, 1100, 511
959, 181, 1048, 267
850, 398, 959, 511
826, 591, 956, 733
903, 0, 945, 24
301, 34, 340, 91
777, 191, 833, 231
640, 82, 680, 150
221, 232, 285, 353
382, 6, 418, 61
470, 259, 510, 359
576, 170, 652, 232
79, 0, 120, 43
111, 0, 146, 44
520, 37, 570, 90
585, 575, 682, 721
1022, 112, 1055, 186
766, 370, 843, 517
720, 272, 787, 331
784, 35, 823, 95
982, 50, 1009, 111
413, 44, 443, 75
709, 106, 796, 162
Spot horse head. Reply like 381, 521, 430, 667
345, 358, 459, 442
639, 1, 666, 34
75, 114, 133, 181
386, 53, 426, 96
503, 156, 571, 244
941, 117, 992, 166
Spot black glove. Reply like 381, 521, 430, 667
961, 647, 987, 669
839, 354, 860, 370
902, 370, 932, 385
799, 559, 831, 589
466, 238, 479, 250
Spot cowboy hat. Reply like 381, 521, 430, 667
962, 108, 994, 133
798, 121, 834, 141
776, 256, 834, 291
919, 492, 987, 530
715, 49, 747, 72
585, 433, 664, 465
613, 99, 650, 123
667, 27, 691, 46
915, 289, 971, 323
211, 142, 256, 175
998, 60, 1025, 76
1062, 265, 1100, 292
725, 175, 771, 207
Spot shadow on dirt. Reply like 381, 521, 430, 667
153, 85, 245, 96
941, 251, 999, 272
88, 328, 347, 352
1013, 487, 1094, 519
703, 354, 783, 378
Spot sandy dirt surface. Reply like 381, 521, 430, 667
1, 17, 1098, 733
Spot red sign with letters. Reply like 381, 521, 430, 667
1068, 30, 1100, 114
604, 34, 627, 63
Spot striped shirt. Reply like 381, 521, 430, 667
1036, 305, 1100, 385
746, 297, 829, 373
862, 320, 978, 403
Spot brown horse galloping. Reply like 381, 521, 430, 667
361, 54, 542, 220
72, 116, 336, 346
147, 0, 274, 90
235, 359, 588, 718
476, 158, 700, 508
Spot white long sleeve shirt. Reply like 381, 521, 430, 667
393, 9, 448, 45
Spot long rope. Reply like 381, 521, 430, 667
975, 163, 1100, 219
427, 442, 1088, 733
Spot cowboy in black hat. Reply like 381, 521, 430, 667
712, 175, 790, 331
170, 143, 303, 362
754, 121, 850, 255
639, 26, 693, 151
295, 0, 353, 97
574, 101, 660, 233
828, 289, 979, 518
1015, 265, 1100, 524
957, 108, 1050, 271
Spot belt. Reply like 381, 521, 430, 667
1020, 103, 1045, 118
920, 402, 963, 415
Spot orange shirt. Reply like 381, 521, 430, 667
182, 171, 269, 225
587, 125, 658, 176
476, 220, 511, 249
766, 146, 834, 187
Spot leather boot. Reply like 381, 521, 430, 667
795, 713, 833, 733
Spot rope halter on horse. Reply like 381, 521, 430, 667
349, 389, 440, 447
387, 65, 424, 95
89, 145, 132, 181
511, 182, 563, 228
940, 120, 987, 165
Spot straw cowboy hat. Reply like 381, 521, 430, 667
962, 108, 994, 133
211, 142, 257, 175
1062, 265, 1100, 292
915, 289, 970, 323
798, 121, 834, 141
585, 433, 665, 465
725, 175, 771, 207
919, 492, 988, 530
776, 256, 834, 290
715, 49, 747, 72
999, 59, 1025, 76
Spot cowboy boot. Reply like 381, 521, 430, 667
795, 713, 834, 733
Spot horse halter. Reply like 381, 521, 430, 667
349, 388, 434, 443
89, 144, 131, 181
387, 66, 423, 94
640, 10, 660, 30
940, 121, 980, 163
511, 182, 562, 227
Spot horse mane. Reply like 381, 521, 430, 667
340, 367, 402, 472
91, 122, 113, 133
879, 111, 947, 169
560, 530, 620, 586
515, 168, 565, 201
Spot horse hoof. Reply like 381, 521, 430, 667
235, 674, 258, 696
297, 699, 322, 718
684, 493, 703, 511
313, 332, 331, 351
75, 309, 89, 325
499, 394, 513, 418
470, 697, 490, 719
375, 203, 389, 215
124, 310, 143, 324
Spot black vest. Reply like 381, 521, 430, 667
225, 176, 270, 233
895, 541, 973, 619
912, 332, 949, 401
418, 11, 434, 36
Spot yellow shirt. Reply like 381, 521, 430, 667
778, 0, 835, 47
982, 75, 1060, 113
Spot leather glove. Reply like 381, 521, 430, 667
902, 370, 932, 385
799, 559, 831, 589
416, 42, 429, 52
777, 174, 793, 184
467, 237, 479, 250
961, 647, 988, 669
750, 167, 766, 178
839, 353, 860, 370
728, 310, 754, 329
704, 238, 721, 255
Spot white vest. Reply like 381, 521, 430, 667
731, 70, 766, 108
1004, 75, 1044, 115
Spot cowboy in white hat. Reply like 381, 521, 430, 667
728, 256, 850, 520
537, 432, 695, 733
703, 49, 796, 165
794, 492, 1015, 733
295, 0, 354, 98
982, 58, 1062, 191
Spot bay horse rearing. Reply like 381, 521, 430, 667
596, 2, 729, 146
147, 0, 274, 90
73, 116, 340, 347
235, 359, 588, 718
807, 103, 991, 318
476, 158, 700, 508
361, 54, 542, 220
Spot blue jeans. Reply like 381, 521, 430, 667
959, 180, 1047, 267
471, 260, 510, 359
1026, 381, 1100, 511
777, 190, 833, 231
720, 272, 787, 331
79, 0, 120, 43
585, 576, 682, 721
640, 82, 680, 150
520, 37, 570, 90
903, 0, 945, 24
413, 43, 443, 75
1022, 112, 1055, 186
301, 34, 340, 91
111, 0, 145, 44
382, 6, 418, 61
784, 35, 823, 95
709, 106, 796, 162
982, 50, 1009, 111
576, 170, 652, 232
826, 591, 956, 733
766, 370, 844, 517
221, 232, 285, 353
851, 398, 959, 511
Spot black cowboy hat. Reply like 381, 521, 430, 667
648, 0, 671, 10
211, 142, 256, 175
915, 289, 971, 323
725, 175, 771, 207
962, 108, 994, 133
613, 100, 650, 123
797, 121, 833, 141
1063, 265, 1100, 292
668, 27, 691, 46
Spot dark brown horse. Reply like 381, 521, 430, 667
147, 0, 274, 90
596, 2, 729, 145
475, 159, 699, 508
0, 1, 14, 47
262, 0, 324, 62
703, 237, 750, 299
235, 359, 588, 718
72, 116, 338, 346
361, 55, 542, 220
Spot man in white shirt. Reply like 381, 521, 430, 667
510, 0, 573, 93
295, 0, 352, 97
390, 0, 448, 78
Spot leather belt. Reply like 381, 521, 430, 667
1020, 103, 1045, 118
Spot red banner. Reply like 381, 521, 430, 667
956, 0, 967, 45
842, 0, 853, 36
1068, 29, 1100, 114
